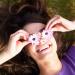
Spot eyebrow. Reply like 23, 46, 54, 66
29, 28, 45, 35
39, 28, 45, 32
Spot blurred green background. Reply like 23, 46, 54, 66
47, 0, 75, 20
0, 0, 75, 22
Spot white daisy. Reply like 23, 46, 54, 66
42, 30, 53, 39
28, 33, 40, 45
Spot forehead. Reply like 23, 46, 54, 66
23, 23, 45, 34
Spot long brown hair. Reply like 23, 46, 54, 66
0, 0, 50, 75
0, 0, 75, 75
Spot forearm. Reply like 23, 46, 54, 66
61, 17, 75, 30
0, 50, 12, 65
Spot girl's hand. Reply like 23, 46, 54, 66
7, 29, 30, 57
45, 15, 75, 32
0, 30, 30, 64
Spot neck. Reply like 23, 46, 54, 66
38, 53, 62, 75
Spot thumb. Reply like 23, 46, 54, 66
16, 41, 30, 51
20, 41, 30, 48
50, 24, 69, 32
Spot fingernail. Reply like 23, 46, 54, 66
16, 41, 20, 45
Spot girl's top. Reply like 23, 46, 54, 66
59, 46, 75, 75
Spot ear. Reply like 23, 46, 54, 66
45, 15, 75, 32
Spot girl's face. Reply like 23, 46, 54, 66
23, 23, 57, 61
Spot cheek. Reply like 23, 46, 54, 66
51, 36, 57, 52
25, 44, 37, 57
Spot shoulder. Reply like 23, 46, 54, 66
59, 46, 75, 75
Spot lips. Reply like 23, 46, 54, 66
36, 44, 51, 54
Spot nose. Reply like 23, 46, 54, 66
39, 38, 46, 45
37, 33, 46, 45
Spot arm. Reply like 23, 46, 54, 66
0, 30, 30, 65
0, 48, 12, 65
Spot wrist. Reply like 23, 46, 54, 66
0, 50, 11, 65
0, 47, 14, 65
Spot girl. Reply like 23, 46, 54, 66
0, 0, 75, 75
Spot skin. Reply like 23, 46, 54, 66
46, 15, 75, 32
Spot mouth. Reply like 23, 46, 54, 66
36, 44, 51, 54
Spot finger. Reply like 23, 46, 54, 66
60, 17, 75, 30
45, 15, 60, 30
10, 31, 29, 42
51, 26, 69, 32
50, 17, 75, 32
16, 41, 30, 50
46, 15, 71, 32
48, 19, 61, 30
21, 41, 30, 47
10, 29, 29, 38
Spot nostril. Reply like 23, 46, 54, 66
39, 39, 46, 45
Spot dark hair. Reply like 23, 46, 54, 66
1, 4, 50, 45
0, 0, 50, 75
0, 0, 75, 75
56, 31, 75, 59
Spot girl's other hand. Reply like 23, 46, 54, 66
45, 15, 75, 32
